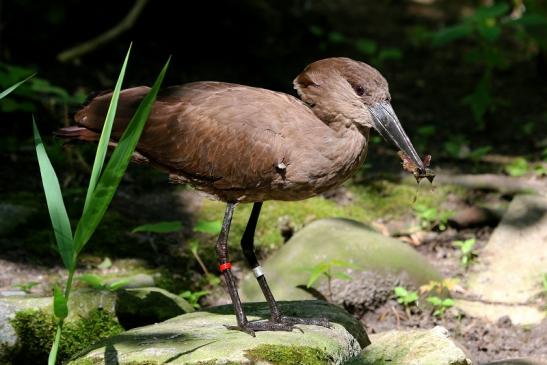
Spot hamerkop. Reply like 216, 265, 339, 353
58, 57, 429, 335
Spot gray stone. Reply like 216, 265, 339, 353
0, 288, 192, 363
349, 326, 473, 365
457, 195, 547, 325
240, 218, 443, 302
483, 360, 547, 365
70, 300, 370, 365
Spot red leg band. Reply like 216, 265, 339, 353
219, 262, 232, 272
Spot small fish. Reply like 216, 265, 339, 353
398, 151, 435, 183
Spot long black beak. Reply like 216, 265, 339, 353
369, 101, 426, 174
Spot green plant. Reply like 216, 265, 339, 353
432, 2, 547, 129
542, 273, 547, 294
394, 286, 418, 309
453, 238, 478, 268
414, 203, 454, 231
179, 290, 209, 309
305, 259, 356, 301
427, 295, 454, 317
132, 221, 182, 233
77, 274, 129, 291
34, 45, 170, 365
15, 281, 39, 294
0, 63, 84, 112
504, 157, 529, 176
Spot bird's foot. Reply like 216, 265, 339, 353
225, 320, 300, 337
278, 315, 331, 328
225, 316, 331, 336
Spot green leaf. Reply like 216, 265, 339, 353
78, 274, 104, 289
504, 157, 529, 177
132, 221, 182, 233
194, 220, 222, 235
432, 24, 473, 46
306, 262, 329, 288
53, 286, 68, 320
33, 118, 75, 270
108, 279, 130, 291
334, 272, 352, 281
97, 257, 112, 269
0, 73, 35, 100
427, 296, 442, 306
73, 57, 170, 253
83, 44, 132, 214
377, 48, 403, 62
394, 286, 408, 297
355, 38, 377, 55
329, 259, 356, 268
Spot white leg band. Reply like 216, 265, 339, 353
252, 265, 265, 278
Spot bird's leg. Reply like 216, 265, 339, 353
240, 202, 330, 329
217, 202, 295, 336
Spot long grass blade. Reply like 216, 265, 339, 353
48, 323, 63, 365
73, 58, 170, 252
83, 44, 132, 213
33, 118, 74, 270
0, 73, 35, 100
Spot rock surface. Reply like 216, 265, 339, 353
349, 326, 473, 365
457, 195, 547, 325
0, 287, 192, 363
240, 218, 443, 302
71, 300, 370, 365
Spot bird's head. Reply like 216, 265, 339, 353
294, 57, 428, 176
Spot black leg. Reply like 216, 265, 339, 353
217, 202, 297, 336
240, 202, 330, 329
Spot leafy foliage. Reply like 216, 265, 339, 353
414, 203, 454, 231
431, 2, 547, 129
77, 274, 129, 291
426, 296, 455, 317
132, 221, 182, 233
394, 286, 418, 309
179, 290, 209, 309
453, 238, 478, 268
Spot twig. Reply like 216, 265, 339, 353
57, 0, 149, 62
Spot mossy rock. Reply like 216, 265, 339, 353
70, 300, 370, 365
240, 218, 443, 302
11, 307, 123, 364
0, 288, 193, 364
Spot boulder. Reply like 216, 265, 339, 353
0, 287, 192, 363
240, 218, 443, 302
70, 300, 370, 365
349, 326, 473, 365
457, 195, 547, 325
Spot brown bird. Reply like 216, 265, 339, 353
57, 57, 428, 335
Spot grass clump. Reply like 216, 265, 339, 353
245, 344, 330, 365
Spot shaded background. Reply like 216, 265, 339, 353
1, 1, 547, 363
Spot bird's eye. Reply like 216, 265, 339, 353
354, 85, 366, 96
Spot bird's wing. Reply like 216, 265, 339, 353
75, 82, 322, 190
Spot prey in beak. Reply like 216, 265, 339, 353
368, 101, 435, 183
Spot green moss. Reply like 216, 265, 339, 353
11, 308, 123, 364
245, 344, 331, 365
198, 180, 461, 252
